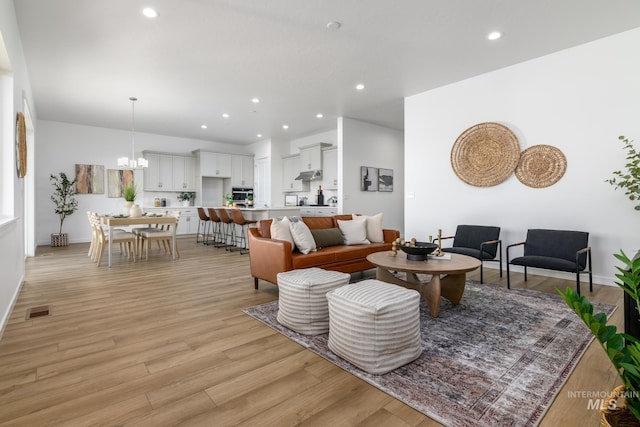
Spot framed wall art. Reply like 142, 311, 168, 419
361, 166, 377, 191
75, 164, 104, 194
107, 169, 134, 197
378, 168, 393, 192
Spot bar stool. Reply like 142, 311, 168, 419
196, 207, 211, 244
206, 207, 223, 246
230, 208, 258, 254
216, 208, 235, 250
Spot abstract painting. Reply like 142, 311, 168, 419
75, 164, 104, 194
107, 169, 134, 198
378, 168, 393, 192
360, 166, 377, 191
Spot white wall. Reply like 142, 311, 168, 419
35, 120, 254, 245
0, 0, 36, 336
340, 117, 404, 232
405, 28, 640, 285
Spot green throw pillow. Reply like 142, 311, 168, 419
310, 228, 344, 248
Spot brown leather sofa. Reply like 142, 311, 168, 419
248, 214, 400, 288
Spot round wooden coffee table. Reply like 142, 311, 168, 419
366, 251, 481, 318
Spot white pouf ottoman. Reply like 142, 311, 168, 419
277, 268, 351, 335
326, 279, 422, 375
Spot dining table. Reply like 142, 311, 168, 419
100, 214, 177, 267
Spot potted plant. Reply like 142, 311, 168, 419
246, 194, 254, 206
224, 193, 234, 207
559, 251, 640, 424
122, 184, 141, 216
178, 192, 194, 207
50, 172, 78, 247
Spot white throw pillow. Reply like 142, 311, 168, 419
289, 218, 317, 254
270, 216, 295, 252
338, 218, 370, 245
353, 213, 384, 243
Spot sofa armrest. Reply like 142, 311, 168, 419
248, 227, 294, 288
383, 229, 400, 243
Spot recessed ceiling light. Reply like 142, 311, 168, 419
200, 124, 207, 129
355, 83, 365, 91
282, 125, 289, 130
251, 98, 260, 103
326, 21, 342, 30
257, 134, 263, 138
222, 113, 230, 118
487, 31, 502, 40
142, 8, 157, 18
316, 113, 324, 118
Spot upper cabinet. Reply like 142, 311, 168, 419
200, 151, 231, 177
283, 154, 303, 192
173, 155, 197, 191
231, 154, 254, 187
143, 152, 173, 191
143, 152, 197, 191
322, 147, 338, 190
299, 142, 331, 172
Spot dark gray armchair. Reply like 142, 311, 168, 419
437, 225, 502, 284
506, 229, 592, 296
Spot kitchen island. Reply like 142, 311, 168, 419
199, 206, 301, 221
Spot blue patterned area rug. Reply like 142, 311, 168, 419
243, 280, 616, 427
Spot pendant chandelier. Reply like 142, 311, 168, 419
117, 96, 148, 169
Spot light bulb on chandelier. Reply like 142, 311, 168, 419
118, 97, 148, 169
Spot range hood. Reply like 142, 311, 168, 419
294, 170, 322, 181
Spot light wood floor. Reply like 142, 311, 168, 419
0, 238, 623, 426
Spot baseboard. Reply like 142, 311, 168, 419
0, 272, 25, 342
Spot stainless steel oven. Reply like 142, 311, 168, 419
232, 187, 254, 207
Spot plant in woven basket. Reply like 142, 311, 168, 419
606, 136, 640, 210
559, 250, 640, 422
50, 172, 78, 235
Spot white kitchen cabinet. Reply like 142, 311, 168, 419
299, 207, 337, 216
200, 151, 231, 177
322, 147, 338, 190
283, 154, 303, 192
299, 142, 332, 172
177, 208, 198, 235
231, 154, 254, 187
173, 155, 197, 191
144, 152, 173, 191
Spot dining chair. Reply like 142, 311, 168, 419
89, 212, 137, 266
137, 211, 181, 260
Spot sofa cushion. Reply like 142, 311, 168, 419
302, 216, 335, 230
353, 213, 384, 243
289, 217, 317, 254
310, 228, 344, 248
292, 249, 338, 269
338, 217, 370, 245
270, 217, 295, 252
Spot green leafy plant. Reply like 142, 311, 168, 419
50, 172, 79, 235
606, 136, 640, 210
123, 184, 137, 202
177, 192, 194, 202
224, 193, 234, 205
558, 250, 640, 421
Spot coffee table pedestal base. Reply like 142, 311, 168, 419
375, 268, 466, 318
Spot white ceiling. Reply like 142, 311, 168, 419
12, 0, 640, 145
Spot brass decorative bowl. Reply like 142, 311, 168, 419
399, 242, 438, 261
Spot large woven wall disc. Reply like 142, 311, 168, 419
450, 122, 520, 187
515, 144, 566, 188
15, 112, 27, 178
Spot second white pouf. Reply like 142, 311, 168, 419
326, 279, 422, 375
277, 267, 351, 335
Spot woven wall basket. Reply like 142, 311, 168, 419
451, 122, 520, 187
515, 144, 567, 188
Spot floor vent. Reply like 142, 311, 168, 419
26, 305, 52, 319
